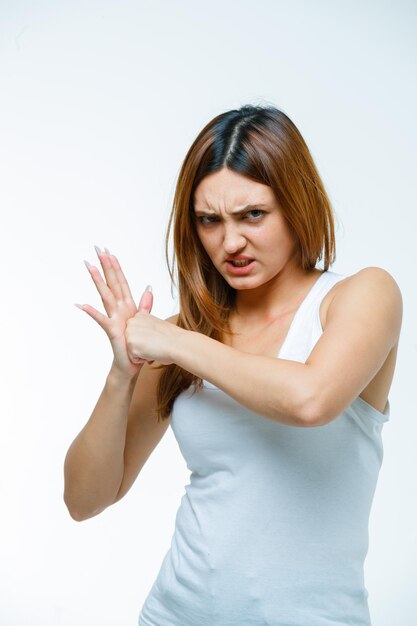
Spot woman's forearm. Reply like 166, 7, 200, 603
171, 330, 314, 426
63, 365, 138, 521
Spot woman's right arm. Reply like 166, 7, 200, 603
63, 365, 139, 521
63, 245, 174, 521
63, 350, 172, 522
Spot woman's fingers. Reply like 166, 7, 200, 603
75, 303, 110, 330
138, 287, 153, 313
84, 261, 116, 317
94, 246, 123, 302
107, 253, 136, 304
83, 246, 143, 324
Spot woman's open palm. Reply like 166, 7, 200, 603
75, 246, 154, 377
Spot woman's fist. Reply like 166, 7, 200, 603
125, 311, 183, 366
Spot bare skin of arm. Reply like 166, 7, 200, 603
64, 245, 176, 522
63, 319, 176, 522
168, 268, 402, 426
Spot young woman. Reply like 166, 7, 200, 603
64, 105, 402, 625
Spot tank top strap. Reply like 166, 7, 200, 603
278, 270, 348, 362
310, 270, 348, 333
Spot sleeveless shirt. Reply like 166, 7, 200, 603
138, 270, 390, 626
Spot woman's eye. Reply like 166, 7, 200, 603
246, 209, 264, 219
197, 210, 265, 225
198, 216, 217, 224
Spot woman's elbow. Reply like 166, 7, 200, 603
63, 493, 108, 522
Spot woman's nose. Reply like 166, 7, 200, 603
223, 227, 246, 253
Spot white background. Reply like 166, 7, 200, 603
0, 1, 416, 624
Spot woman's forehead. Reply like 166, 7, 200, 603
193, 171, 275, 211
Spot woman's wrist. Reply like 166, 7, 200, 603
168, 325, 190, 364
107, 363, 140, 389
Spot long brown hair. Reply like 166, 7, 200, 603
152, 104, 336, 421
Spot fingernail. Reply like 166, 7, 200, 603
84, 260, 92, 269
94, 245, 102, 256
74, 303, 84, 309
145, 284, 153, 293
104, 247, 110, 254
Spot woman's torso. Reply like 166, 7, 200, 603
139, 267, 394, 626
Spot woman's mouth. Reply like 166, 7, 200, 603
228, 259, 253, 266
225, 260, 256, 275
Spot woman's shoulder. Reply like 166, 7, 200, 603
326, 266, 403, 343
335, 266, 401, 296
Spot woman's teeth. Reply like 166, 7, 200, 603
231, 259, 252, 266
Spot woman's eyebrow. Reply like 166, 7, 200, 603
194, 203, 268, 216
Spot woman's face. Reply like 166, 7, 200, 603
193, 168, 298, 290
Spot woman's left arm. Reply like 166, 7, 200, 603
171, 267, 403, 427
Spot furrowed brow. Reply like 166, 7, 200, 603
194, 203, 267, 216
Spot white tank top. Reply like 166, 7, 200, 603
139, 269, 390, 626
